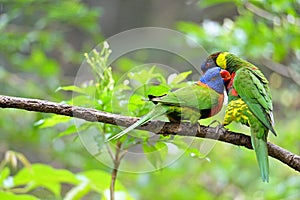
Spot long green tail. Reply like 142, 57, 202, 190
250, 128, 269, 182
107, 104, 168, 141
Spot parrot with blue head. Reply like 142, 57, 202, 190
108, 67, 230, 141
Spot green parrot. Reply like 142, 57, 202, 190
108, 67, 230, 141
201, 52, 277, 182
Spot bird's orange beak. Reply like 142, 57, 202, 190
220, 69, 231, 82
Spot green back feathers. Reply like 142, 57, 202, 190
233, 68, 276, 135
214, 52, 276, 136
154, 84, 220, 111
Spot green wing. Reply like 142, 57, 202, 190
153, 83, 220, 110
233, 68, 277, 136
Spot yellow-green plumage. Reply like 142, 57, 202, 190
224, 98, 251, 126
224, 98, 269, 182
202, 52, 277, 182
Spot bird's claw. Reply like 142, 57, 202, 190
214, 124, 225, 135
197, 120, 202, 133
206, 120, 228, 135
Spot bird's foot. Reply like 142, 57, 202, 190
197, 120, 202, 133
214, 124, 225, 135
207, 120, 227, 135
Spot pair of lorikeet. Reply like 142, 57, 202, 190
109, 52, 276, 182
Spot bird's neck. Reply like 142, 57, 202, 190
226, 54, 255, 73
196, 81, 223, 94
224, 72, 239, 101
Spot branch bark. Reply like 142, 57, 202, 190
0, 95, 299, 172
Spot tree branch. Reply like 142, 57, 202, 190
260, 58, 300, 86
0, 95, 299, 172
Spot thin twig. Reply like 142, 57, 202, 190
110, 141, 123, 200
260, 58, 300, 87
0, 95, 299, 172
244, 2, 300, 26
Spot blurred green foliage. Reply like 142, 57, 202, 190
0, 0, 102, 98
179, 0, 300, 61
0, 160, 131, 199
0, 0, 299, 199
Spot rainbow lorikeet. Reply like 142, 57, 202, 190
108, 67, 230, 141
201, 52, 277, 182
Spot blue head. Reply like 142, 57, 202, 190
201, 57, 215, 73
200, 67, 226, 94
201, 52, 222, 73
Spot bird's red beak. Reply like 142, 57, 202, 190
220, 69, 231, 82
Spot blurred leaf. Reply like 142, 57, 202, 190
0, 167, 10, 187
146, 84, 170, 97
168, 137, 204, 158
155, 142, 168, 162
14, 164, 79, 196
169, 71, 192, 85
79, 170, 125, 192
23, 47, 59, 77
176, 21, 205, 40
128, 94, 146, 111
56, 85, 86, 94
0, 191, 38, 200
143, 141, 168, 169
198, 0, 237, 8
57, 125, 77, 137
127, 66, 166, 85
64, 175, 91, 200
57, 122, 93, 138
35, 115, 71, 128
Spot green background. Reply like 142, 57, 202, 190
0, 0, 299, 199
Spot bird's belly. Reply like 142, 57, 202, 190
224, 98, 251, 126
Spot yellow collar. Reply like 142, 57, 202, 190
216, 52, 229, 69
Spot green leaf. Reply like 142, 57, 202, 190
127, 66, 166, 85
71, 95, 93, 107
0, 167, 10, 187
79, 170, 134, 200
35, 115, 71, 128
146, 84, 170, 97
64, 175, 91, 200
57, 124, 77, 137
56, 85, 86, 94
57, 123, 93, 138
14, 164, 79, 196
155, 142, 168, 162
79, 170, 125, 192
169, 137, 205, 158
128, 94, 146, 112
176, 21, 205, 39
0, 191, 38, 200
169, 71, 192, 85
143, 142, 168, 169
23, 47, 59, 77
198, 0, 237, 8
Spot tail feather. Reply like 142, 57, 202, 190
107, 104, 168, 141
251, 130, 269, 182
